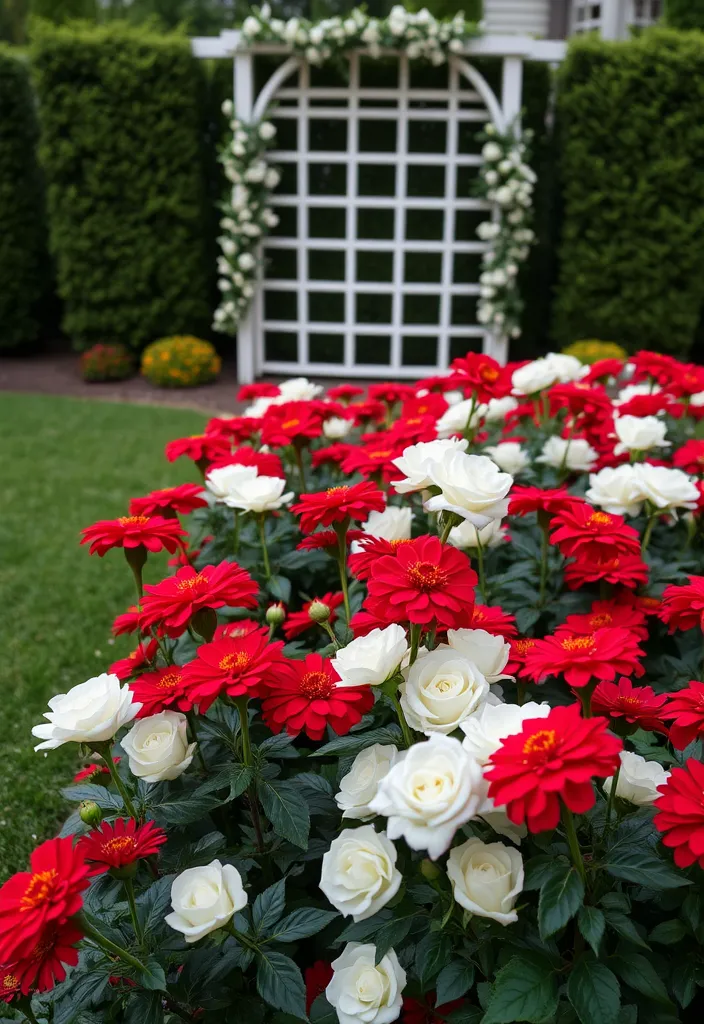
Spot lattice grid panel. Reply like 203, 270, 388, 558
254, 53, 492, 379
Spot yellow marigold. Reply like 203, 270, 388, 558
140, 335, 221, 389
561, 339, 628, 366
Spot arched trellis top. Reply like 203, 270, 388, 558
192, 31, 566, 383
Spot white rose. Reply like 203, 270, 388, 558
165, 860, 247, 942
536, 436, 597, 472
460, 700, 551, 765
121, 711, 196, 782
632, 463, 699, 513
603, 750, 670, 807
336, 744, 399, 820
614, 382, 659, 406
613, 415, 669, 455
484, 442, 529, 475
390, 437, 468, 493
369, 734, 487, 858
447, 628, 513, 684
360, 506, 413, 542
32, 674, 141, 750
689, 391, 704, 407
278, 376, 324, 401
326, 943, 406, 1024
242, 15, 260, 35
511, 358, 558, 396
484, 396, 518, 423
477, 220, 500, 241
206, 464, 258, 503
425, 452, 513, 527
323, 416, 353, 439
320, 826, 402, 921
482, 142, 502, 162
238, 252, 256, 271
586, 464, 644, 516
447, 837, 524, 925
331, 625, 409, 688
222, 474, 294, 514
448, 517, 507, 551
400, 647, 491, 736
435, 398, 487, 439
544, 352, 583, 382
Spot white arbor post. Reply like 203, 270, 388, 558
233, 49, 256, 384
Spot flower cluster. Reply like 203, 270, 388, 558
9, 348, 704, 1022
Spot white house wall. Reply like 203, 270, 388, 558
482, 0, 551, 36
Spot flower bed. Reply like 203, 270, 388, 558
4, 350, 704, 1023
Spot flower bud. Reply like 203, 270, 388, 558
191, 606, 217, 641
266, 602, 286, 627
420, 858, 441, 882
308, 600, 331, 624
79, 800, 103, 828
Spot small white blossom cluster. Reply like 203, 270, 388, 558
241, 3, 480, 66
475, 123, 536, 341
213, 110, 280, 335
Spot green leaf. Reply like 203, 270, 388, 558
152, 790, 223, 826
610, 953, 673, 1006
649, 919, 687, 945
253, 879, 287, 935
268, 574, 292, 604
259, 733, 299, 759
577, 906, 605, 957
124, 991, 164, 1024
309, 993, 337, 1024
373, 914, 415, 963
415, 931, 452, 988
312, 725, 402, 757
604, 849, 691, 890
256, 950, 307, 1020
60, 783, 123, 812
523, 855, 569, 891
138, 957, 167, 992
259, 779, 310, 849
567, 958, 620, 1024
137, 876, 175, 938
436, 959, 476, 1004
197, 762, 254, 801
671, 959, 698, 1008
603, 910, 650, 949
269, 907, 339, 943
538, 864, 584, 938
481, 955, 558, 1024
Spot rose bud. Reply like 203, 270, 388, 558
79, 800, 103, 828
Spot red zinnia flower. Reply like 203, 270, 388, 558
548, 382, 613, 422
581, 358, 626, 385
661, 680, 704, 750
6, 920, 83, 995
550, 504, 640, 560
165, 434, 231, 466
509, 485, 581, 519
73, 757, 120, 784
401, 393, 449, 421
209, 446, 285, 479
237, 382, 280, 402
469, 603, 518, 638
181, 630, 284, 712
260, 402, 323, 447
556, 600, 648, 641
129, 666, 191, 717
139, 562, 258, 638
261, 653, 373, 741
365, 535, 477, 629
348, 399, 387, 426
673, 439, 704, 476
522, 627, 646, 688
350, 607, 393, 636
654, 759, 704, 869
205, 416, 259, 443
368, 383, 416, 406
564, 553, 649, 590
305, 961, 334, 1015
77, 818, 167, 875
387, 414, 437, 445
109, 638, 159, 681
292, 482, 386, 534
448, 352, 511, 402
129, 483, 207, 518
402, 994, 466, 1024
0, 838, 91, 963
630, 350, 680, 387
486, 703, 622, 832
660, 576, 704, 633
349, 536, 414, 581
112, 605, 142, 637
80, 515, 186, 557
283, 592, 345, 640
342, 437, 405, 481
213, 618, 267, 641
297, 529, 364, 553
0, 966, 21, 1003
327, 384, 365, 403
312, 443, 355, 469
592, 677, 668, 734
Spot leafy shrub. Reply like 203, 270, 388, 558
31, 19, 212, 352
80, 342, 135, 381
552, 30, 704, 358
142, 335, 221, 387
0, 45, 47, 350
562, 339, 628, 364
666, 0, 704, 30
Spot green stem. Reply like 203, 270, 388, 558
293, 444, 307, 491
321, 620, 341, 649
576, 679, 597, 718
101, 746, 139, 820
475, 537, 488, 603
81, 918, 150, 976
335, 521, 351, 624
439, 514, 455, 545
538, 524, 549, 607
234, 697, 264, 853
463, 393, 478, 443
604, 760, 621, 835
17, 1000, 40, 1024
561, 804, 586, 885
258, 514, 271, 580
641, 514, 656, 553
390, 693, 413, 749
409, 623, 422, 666
124, 877, 144, 946
226, 920, 259, 951
233, 509, 241, 556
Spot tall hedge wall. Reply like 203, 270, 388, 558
31, 20, 211, 351
0, 45, 47, 350
552, 30, 704, 357
666, 0, 704, 30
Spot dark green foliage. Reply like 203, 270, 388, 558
31, 19, 212, 351
29, 0, 98, 20
666, 0, 704, 31
552, 30, 704, 357
0, 44, 47, 349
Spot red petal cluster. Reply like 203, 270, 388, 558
139, 562, 258, 638
80, 515, 186, 557
660, 576, 704, 633
654, 759, 704, 869
522, 626, 646, 688
181, 628, 284, 712
292, 481, 386, 534
129, 483, 207, 517
591, 677, 668, 733
77, 818, 167, 874
661, 680, 704, 750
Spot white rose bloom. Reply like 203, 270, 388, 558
484, 442, 530, 475
369, 734, 487, 859
326, 943, 406, 1024
447, 628, 513, 685
320, 826, 402, 921
32, 673, 141, 750
482, 142, 502, 161
435, 398, 487, 439
400, 647, 491, 736
336, 744, 399, 820
242, 15, 260, 35
511, 358, 559, 396
536, 436, 598, 472
221, 475, 294, 514
544, 352, 583, 382
121, 711, 196, 782
165, 860, 247, 942
238, 252, 256, 271
323, 416, 353, 439
603, 750, 670, 807
206, 464, 258, 503
614, 382, 660, 406
448, 517, 507, 551
484, 395, 518, 423
632, 463, 699, 514
425, 451, 513, 527
613, 415, 669, 455
360, 506, 413, 542
278, 376, 323, 401
586, 464, 644, 516
331, 625, 409, 688
460, 700, 551, 765
447, 837, 524, 925
391, 437, 468, 493
689, 391, 704, 407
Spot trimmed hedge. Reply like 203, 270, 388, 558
0, 45, 47, 350
666, 0, 704, 30
552, 30, 704, 357
31, 20, 211, 351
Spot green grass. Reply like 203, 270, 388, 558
0, 394, 206, 876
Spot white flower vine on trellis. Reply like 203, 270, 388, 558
475, 123, 536, 341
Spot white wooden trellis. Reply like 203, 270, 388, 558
192, 33, 566, 383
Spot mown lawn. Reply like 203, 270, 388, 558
0, 394, 206, 876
